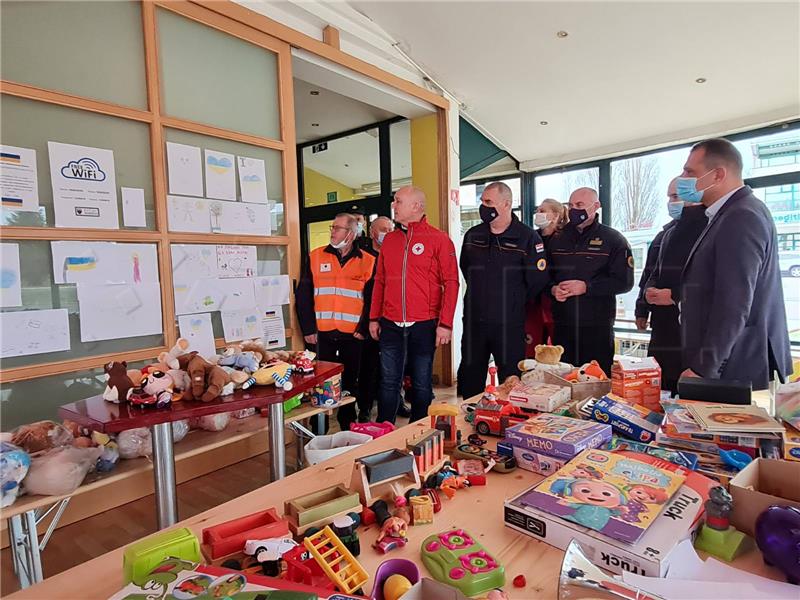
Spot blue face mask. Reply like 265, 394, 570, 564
667, 201, 684, 220
356, 222, 364, 236
676, 170, 715, 203
377, 232, 386, 245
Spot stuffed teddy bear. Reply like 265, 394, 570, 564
518, 358, 573, 384
102, 361, 137, 404
535, 344, 564, 365
177, 352, 231, 402
243, 361, 294, 391
565, 360, 608, 382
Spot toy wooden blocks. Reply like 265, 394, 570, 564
428, 403, 460, 451
284, 485, 363, 537
350, 449, 421, 505
406, 428, 449, 479
201, 508, 290, 560
411, 495, 434, 525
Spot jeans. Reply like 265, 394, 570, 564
377, 318, 437, 423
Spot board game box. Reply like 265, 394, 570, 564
591, 394, 662, 443
503, 414, 611, 460
504, 458, 715, 577
507, 381, 571, 413
611, 356, 662, 412
510, 444, 568, 475
514, 449, 685, 543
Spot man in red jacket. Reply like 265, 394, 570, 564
369, 186, 459, 423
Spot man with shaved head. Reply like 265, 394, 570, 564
370, 186, 459, 423
547, 187, 634, 374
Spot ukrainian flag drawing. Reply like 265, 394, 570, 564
1, 152, 24, 207
63, 256, 97, 281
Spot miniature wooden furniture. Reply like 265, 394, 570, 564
284, 485, 362, 537
350, 449, 421, 505
428, 403, 460, 451
406, 428, 449, 480
201, 508, 289, 560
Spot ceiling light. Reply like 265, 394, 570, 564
540, 121, 549, 126
344, 163, 350, 167
695, 77, 707, 84
556, 31, 568, 38
310, 90, 320, 95
311, 123, 319, 127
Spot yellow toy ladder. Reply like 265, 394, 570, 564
303, 525, 367, 595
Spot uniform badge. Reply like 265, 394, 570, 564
320, 263, 332, 272
412, 243, 425, 255
537, 258, 547, 271
627, 255, 635, 268
535, 243, 544, 252
589, 238, 603, 246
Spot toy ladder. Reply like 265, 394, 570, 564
303, 525, 367, 594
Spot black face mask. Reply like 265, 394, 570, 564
569, 208, 590, 225
479, 204, 498, 224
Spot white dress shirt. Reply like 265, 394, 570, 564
705, 185, 744, 220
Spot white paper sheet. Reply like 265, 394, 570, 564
254, 274, 290, 308
166, 142, 203, 197
167, 195, 210, 233
1, 145, 39, 212
48, 142, 119, 229
178, 313, 216, 359
0, 309, 70, 358
212, 200, 270, 235
204, 149, 236, 201
171, 244, 219, 281
217, 278, 256, 311
77, 282, 163, 342
261, 306, 286, 349
217, 245, 256, 278
221, 308, 262, 342
174, 279, 225, 315
51, 241, 158, 285
121, 187, 146, 227
237, 156, 268, 204
1, 243, 22, 307
262, 260, 282, 276
621, 575, 765, 600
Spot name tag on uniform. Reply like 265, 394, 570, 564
535, 243, 544, 252
320, 263, 331, 272
589, 238, 603, 246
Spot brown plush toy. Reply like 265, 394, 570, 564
178, 352, 231, 402
102, 361, 135, 404
534, 344, 565, 365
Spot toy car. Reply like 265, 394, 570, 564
472, 398, 527, 436
292, 352, 315, 375
243, 536, 299, 561
128, 388, 169, 409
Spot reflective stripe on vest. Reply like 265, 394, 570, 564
315, 311, 361, 324
314, 287, 363, 300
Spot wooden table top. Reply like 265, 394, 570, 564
57, 362, 344, 433
9, 407, 786, 599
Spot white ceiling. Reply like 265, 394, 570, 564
351, 1, 800, 169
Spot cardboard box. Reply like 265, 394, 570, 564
503, 414, 611, 460
612, 356, 662, 412
504, 468, 714, 577
592, 394, 662, 443
510, 444, 567, 475
783, 424, 800, 462
730, 458, 800, 536
543, 370, 611, 402
508, 381, 571, 413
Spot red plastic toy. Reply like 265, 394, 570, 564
202, 508, 290, 559
349, 421, 396, 439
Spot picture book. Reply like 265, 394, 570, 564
688, 404, 784, 434
662, 400, 780, 440
503, 414, 611, 460
516, 449, 685, 544
603, 436, 699, 470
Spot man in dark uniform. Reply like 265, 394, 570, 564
458, 181, 550, 399
641, 180, 707, 393
549, 187, 634, 375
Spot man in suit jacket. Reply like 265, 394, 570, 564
678, 138, 792, 390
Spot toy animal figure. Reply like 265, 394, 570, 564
534, 344, 565, 365
141, 370, 175, 408
103, 361, 135, 404
440, 475, 471, 499
705, 485, 733, 531
177, 352, 231, 402
218, 350, 261, 373
243, 361, 294, 391
565, 360, 608, 382
1, 442, 31, 507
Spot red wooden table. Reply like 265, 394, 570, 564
58, 361, 343, 529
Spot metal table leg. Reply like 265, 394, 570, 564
7, 498, 71, 589
151, 422, 178, 529
269, 402, 286, 481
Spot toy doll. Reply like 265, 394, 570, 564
550, 478, 628, 531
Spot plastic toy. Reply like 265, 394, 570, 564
452, 443, 517, 473
201, 508, 290, 560
428, 402, 461, 451
372, 500, 409, 554
330, 513, 361, 557
351, 449, 421, 505
694, 486, 747, 561
243, 537, 299, 560
719, 448, 752, 470
303, 525, 368, 594
383, 574, 413, 600
244, 361, 295, 391
513, 574, 526, 587
350, 421, 396, 439
122, 527, 201, 585
755, 505, 800, 584
426, 488, 442, 513
292, 350, 316, 375
440, 475, 471, 499
421, 529, 505, 597
128, 388, 166, 408
410, 495, 434, 525
312, 374, 341, 407
393, 496, 411, 525
140, 370, 175, 407
284, 485, 362, 537
471, 397, 527, 437
370, 558, 420, 600
467, 433, 486, 446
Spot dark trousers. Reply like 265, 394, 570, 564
648, 305, 682, 394
377, 318, 437, 424
457, 320, 525, 400
357, 336, 381, 419
554, 321, 615, 377
317, 331, 361, 431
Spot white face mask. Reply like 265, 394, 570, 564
377, 232, 386, 245
330, 234, 350, 249
534, 213, 552, 228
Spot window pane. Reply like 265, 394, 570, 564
302, 129, 380, 207
753, 183, 800, 345
391, 120, 412, 192
534, 167, 599, 206
735, 129, 800, 179
164, 128, 285, 236
158, 8, 280, 139
0, 95, 155, 229
0, 240, 164, 369
0, 1, 147, 109
459, 177, 521, 236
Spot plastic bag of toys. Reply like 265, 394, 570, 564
23, 446, 103, 496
